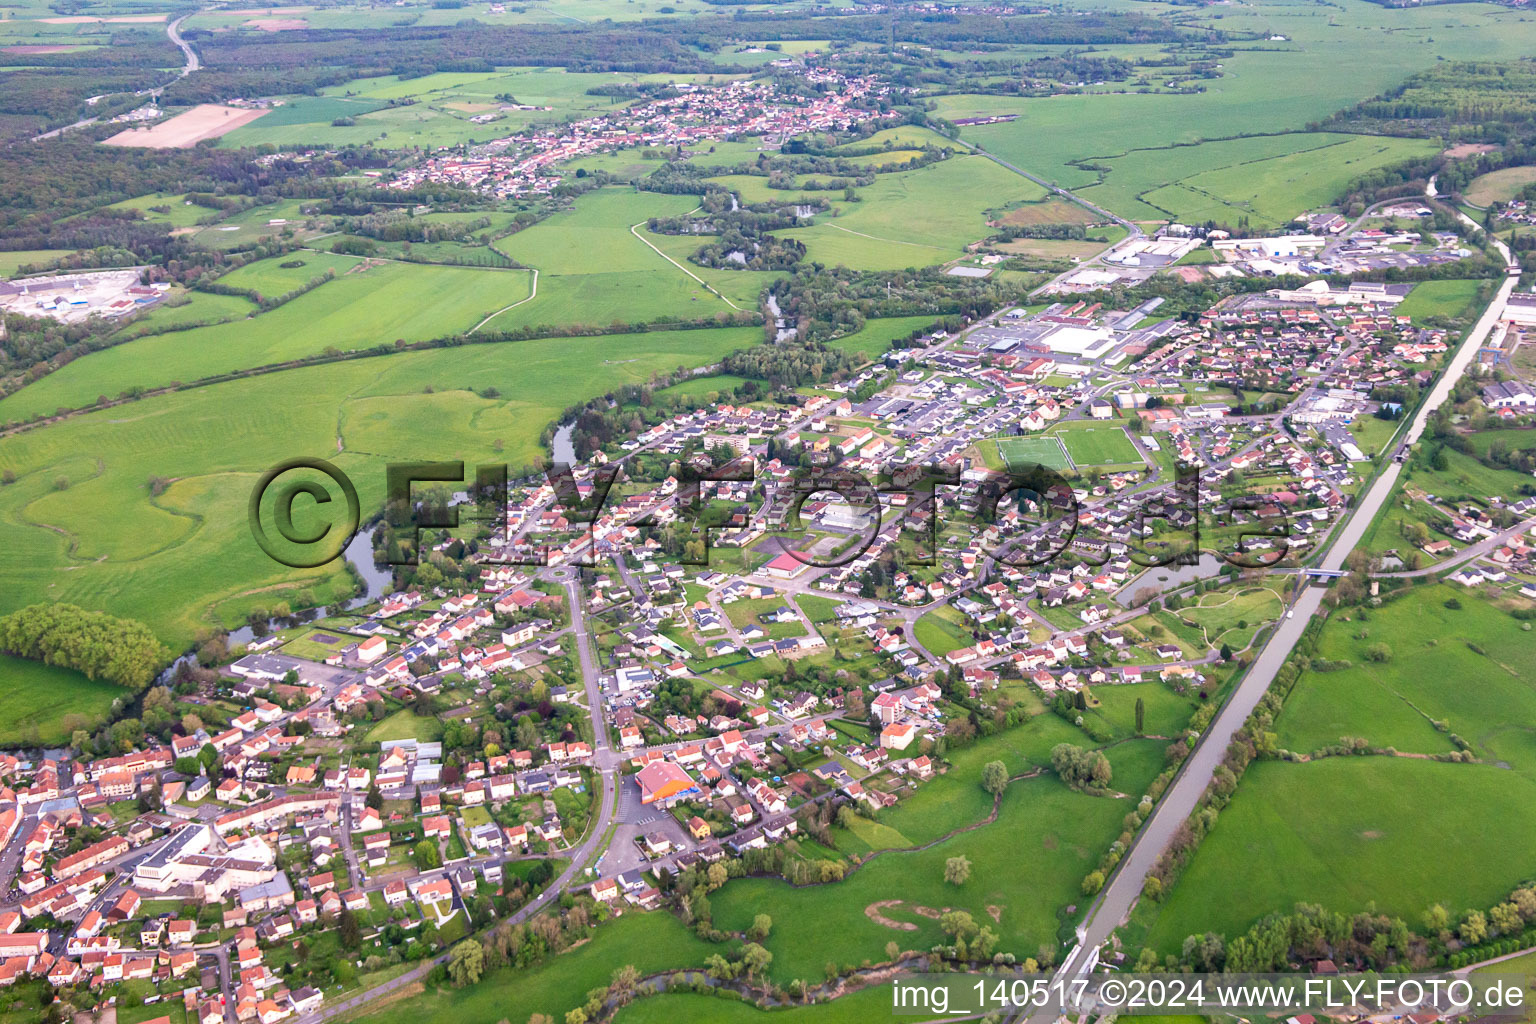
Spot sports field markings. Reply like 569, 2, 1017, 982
629, 221, 745, 311
469, 268, 539, 334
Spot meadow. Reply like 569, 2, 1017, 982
0, 249, 75, 276
1276, 584, 1535, 759
1465, 166, 1536, 207
349, 913, 717, 1024
710, 737, 1169, 985
823, 315, 938, 360
0, 326, 759, 647
773, 155, 1047, 271
1141, 758, 1536, 952
612, 987, 896, 1024
0, 654, 123, 745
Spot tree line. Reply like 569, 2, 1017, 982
0, 602, 167, 690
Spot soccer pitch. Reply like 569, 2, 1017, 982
997, 435, 1071, 472
1059, 426, 1141, 467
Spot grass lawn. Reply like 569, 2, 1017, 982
0, 654, 123, 745
365, 709, 445, 746
912, 605, 973, 656
349, 912, 716, 1024
1396, 279, 1486, 323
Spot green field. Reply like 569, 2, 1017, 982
1145, 583, 1536, 951
0, 258, 536, 422
350, 913, 717, 1024
1395, 279, 1485, 323
612, 986, 896, 1024
1466, 166, 1536, 207
1142, 758, 1536, 952
711, 738, 1168, 985
996, 435, 1070, 472
937, 0, 1536, 222
774, 155, 1046, 271
0, 654, 123, 746
0, 249, 74, 277
823, 315, 938, 359
912, 605, 974, 656
0, 326, 759, 647
365, 709, 444, 745
1054, 424, 1141, 467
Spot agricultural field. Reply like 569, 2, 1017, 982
774, 155, 1047, 271
1141, 583, 1536, 951
0, 325, 759, 647
0, 249, 75, 277
0, 257, 536, 422
938, 0, 1536, 216
1140, 757, 1536, 953
350, 913, 717, 1024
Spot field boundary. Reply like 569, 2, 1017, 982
468, 269, 538, 334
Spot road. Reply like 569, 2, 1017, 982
29, 11, 200, 141
1016, 232, 1521, 1023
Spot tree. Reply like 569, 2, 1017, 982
944, 855, 972, 887
1134, 697, 1145, 734
940, 910, 978, 940
1220, 642, 1233, 661
748, 913, 773, 941
1081, 870, 1104, 896
1422, 903, 1450, 933
608, 964, 640, 1005
1050, 743, 1112, 792
1460, 910, 1488, 946
338, 908, 361, 949
1364, 642, 1392, 663
981, 760, 1008, 797
740, 942, 773, 979
414, 839, 441, 871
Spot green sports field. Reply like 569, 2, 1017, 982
1056, 424, 1141, 467
996, 435, 1070, 472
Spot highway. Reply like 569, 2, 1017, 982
1016, 221, 1520, 1023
